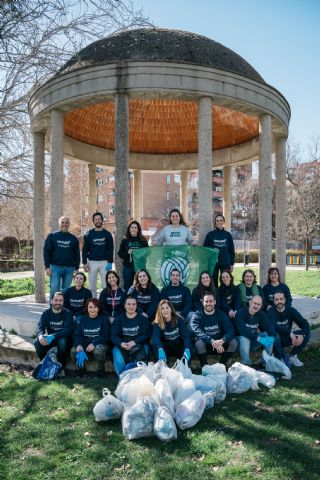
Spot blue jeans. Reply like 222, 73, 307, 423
238, 332, 273, 365
50, 265, 74, 299
112, 345, 149, 376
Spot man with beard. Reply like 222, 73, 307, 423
190, 293, 237, 366
82, 212, 114, 298
160, 269, 193, 323
34, 291, 73, 374
267, 292, 310, 367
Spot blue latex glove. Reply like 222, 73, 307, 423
44, 334, 55, 345
105, 262, 113, 271
183, 348, 191, 362
258, 335, 274, 348
158, 348, 167, 362
75, 350, 88, 368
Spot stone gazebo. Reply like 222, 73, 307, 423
29, 28, 290, 302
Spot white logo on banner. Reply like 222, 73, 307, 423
160, 256, 190, 286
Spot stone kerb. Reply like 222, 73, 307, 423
29, 62, 290, 135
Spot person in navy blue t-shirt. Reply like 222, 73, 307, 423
34, 291, 73, 372
267, 292, 310, 367
63, 272, 92, 320
99, 270, 126, 324
160, 269, 193, 323
190, 292, 238, 366
216, 270, 241, 321
238, 269, 264, 308
82, 212, 114, 298
111, 296, 151, 376
128, 269, 160, 322
118, 221, 149, 292
152, 299, 192, 362
72, 298, 111, 376
263, 267, 292, 310
44, 216, 80, 300
191, 271, 216, 312
203, 214, 235, 288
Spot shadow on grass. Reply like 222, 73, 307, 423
1, 348, 319, 480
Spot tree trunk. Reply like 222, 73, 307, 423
305, 238, 309, 271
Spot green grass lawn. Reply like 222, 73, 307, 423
232, 268, 320, 298
1, 349, 320, 480
0, 269, 319, 300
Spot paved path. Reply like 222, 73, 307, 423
2, 264, 319, 280
1, 292, 320, 337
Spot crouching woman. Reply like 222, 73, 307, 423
152, 299, 193, 363
111, 295, 151, 376
71, 298, 111, 376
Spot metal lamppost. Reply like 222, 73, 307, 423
242, 210, 248, 267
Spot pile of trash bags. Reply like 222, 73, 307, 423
93, 352, 291, 442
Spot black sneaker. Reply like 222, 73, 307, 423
77, 368, 86, 378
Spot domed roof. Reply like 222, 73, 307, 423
59, 28, 265, 84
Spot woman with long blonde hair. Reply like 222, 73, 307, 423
152, 299, 192, 363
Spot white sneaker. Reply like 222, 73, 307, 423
289, 355, 304, 367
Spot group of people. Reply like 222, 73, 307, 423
36, 209, 310, 377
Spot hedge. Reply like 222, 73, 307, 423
235, 249, 320, 263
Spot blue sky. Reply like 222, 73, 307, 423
134, 0, 320, 153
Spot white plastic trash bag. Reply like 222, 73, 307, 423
236, 364, 260, 391
118, 361, 150, 382
174, 378, 196, 408
143, 362, 160, 384
254, 369, 276, 389
203, 390, 216, 410
93, 388, 123, 421
115, 374, 156, 409
214, 378, 227, 402
232, 363, 276, 390
262, 351, 292, 380
159, 363, 184, 396
154, 406, 177, 442
202, 363, 227, 385
175, 391, 206, 430
155, 379, 175, 415
174, 357, 193, 379
122, 395, 158, 440
192, 374, 218, 394
227, 362, 253, 394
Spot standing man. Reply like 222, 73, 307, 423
267, 292, 310, 367
82, 212, 114, 298
190, 293, 237, 366
34, 291, 73, 374
44, 216, 80, 300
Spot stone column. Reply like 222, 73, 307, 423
198, 97, 213, 243
88, 163, 97, 217
33, 131, 46, 303
133, 169, 142, 224
259, 114, 273, 285
223, 165, 232, 231
50, 109, 64, 231
114, 93, 129, 277
275, 137, 287, 281
180, 170, 189, 222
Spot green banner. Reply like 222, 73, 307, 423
132, 246, 219, 290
